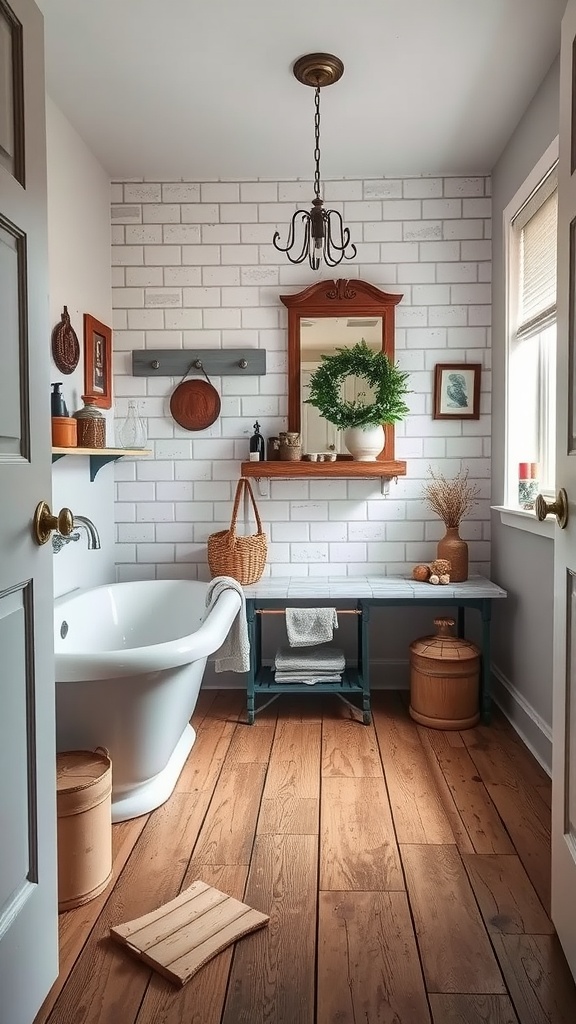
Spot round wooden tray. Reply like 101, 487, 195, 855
169, 379, 221, 430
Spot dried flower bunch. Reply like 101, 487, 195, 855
422, 467, 479, 528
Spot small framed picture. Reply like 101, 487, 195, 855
83, 313, 112, 409
433, 363, 481, 420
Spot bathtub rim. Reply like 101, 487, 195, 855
54, 579, 242, 681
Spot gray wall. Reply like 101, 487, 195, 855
491, 57, 560, 770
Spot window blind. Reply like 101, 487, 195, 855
515, 184, 557, 338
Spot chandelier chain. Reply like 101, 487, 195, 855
313, 86, 321, 200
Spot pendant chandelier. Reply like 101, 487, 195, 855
273, 53, 357, 271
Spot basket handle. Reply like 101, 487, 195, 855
229, 477, 264, 536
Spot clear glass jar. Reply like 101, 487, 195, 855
117, 401, 147, 449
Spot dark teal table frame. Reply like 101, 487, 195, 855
245, 594, 495, 726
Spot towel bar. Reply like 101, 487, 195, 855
254, 608, 361, 615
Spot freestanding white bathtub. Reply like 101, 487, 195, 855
54, 579, 241, 822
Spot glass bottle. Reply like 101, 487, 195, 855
249, 420, 265, 461
118, 401, 147, 449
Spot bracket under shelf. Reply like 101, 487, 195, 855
51, 447, 151, 481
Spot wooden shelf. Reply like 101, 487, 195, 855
52, 447, 151, 481
241, 459, 407, 479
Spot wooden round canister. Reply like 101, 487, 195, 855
56, 748, 112, 911
409, 618, 480, 730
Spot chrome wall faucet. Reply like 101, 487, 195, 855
52, 515, 101, 553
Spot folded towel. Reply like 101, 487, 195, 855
205, 575, 250, 673
285, 607, 338, 648
275, 646, 345, 672
274, 673, 343, 684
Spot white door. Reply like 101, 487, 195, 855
0, 1, 58, 1021
552, 0, 576, 978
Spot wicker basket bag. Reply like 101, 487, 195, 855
207, 477, 267, 584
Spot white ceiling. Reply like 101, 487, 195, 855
37, 0, 566, 181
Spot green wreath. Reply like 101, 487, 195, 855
305, 340, 410, 429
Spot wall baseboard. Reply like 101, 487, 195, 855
490, 665, 552, 776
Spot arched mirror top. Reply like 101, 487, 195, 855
281, 279, 403, 463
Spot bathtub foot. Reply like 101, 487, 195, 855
111, 724, 196, 823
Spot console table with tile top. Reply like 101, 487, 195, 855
242, 575, 507, 726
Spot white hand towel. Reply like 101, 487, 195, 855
285, 607, 338, 648
205, 575, 250, 673
275, 646, 345, 671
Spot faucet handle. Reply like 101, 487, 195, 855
33, 501, 74, 545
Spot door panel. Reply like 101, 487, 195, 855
553, 0, 576, 978
0, 585, 36, 928
0, 219, 25, 455
0, 1, 58, 1021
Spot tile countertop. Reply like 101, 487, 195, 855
242, 575, 507, 601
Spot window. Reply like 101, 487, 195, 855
506, 148, 558, 505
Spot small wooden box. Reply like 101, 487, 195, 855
56, 749, 112, 911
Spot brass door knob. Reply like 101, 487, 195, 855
33, 501, 74, 545
535, 489, 569, 529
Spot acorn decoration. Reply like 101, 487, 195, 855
412, 564, 431, 582
411, 558, 452, 584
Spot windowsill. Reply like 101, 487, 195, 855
492, 505, 555, 539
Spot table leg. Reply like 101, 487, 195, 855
480, 599, 492, 724
246, 601, 257, 725
360, 602, 371, 725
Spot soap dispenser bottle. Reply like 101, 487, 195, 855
249, 421, 265, 461
51, 382, 68, 418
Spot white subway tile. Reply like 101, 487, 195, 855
164, 266, 202, 286
111, 205, 142, 223
443, 219, 484, 240
163, 224, 202, 244
201, 182, 239, 203
270, 522, 309, 542
118, 523, 155, 543
156, 523, 193, 542
126, 224, 163, 244
126, 267, 164, 287
241, 182, 278, 202
137, 543, 175, 562
403, 221, 442, 241
117, 564, 156, 581
403, 178, 443, 198
129, 309, 165, 331
222, 203, 258, 223
144, 245, 182, 266
181, 203, 219, 223
124, 183, 161, 203
181, 288, 221, 308
436, 262, 478, 283
142, 204, 181, 223
463, 198, 491, 218
290, 543, 329, 562
136, 503, 175, 522
364, 180, 402, 199
162, 183, 200, 203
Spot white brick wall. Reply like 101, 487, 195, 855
112, 176, 491, 582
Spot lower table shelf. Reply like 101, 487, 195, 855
249, 666, 370, 724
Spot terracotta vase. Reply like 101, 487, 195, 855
437, 526, 468, 582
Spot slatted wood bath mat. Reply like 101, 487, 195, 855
110, 879, 269, 986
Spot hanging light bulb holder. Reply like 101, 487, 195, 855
273, 52, 357, 271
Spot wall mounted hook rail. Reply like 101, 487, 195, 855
132, 349, 266, 378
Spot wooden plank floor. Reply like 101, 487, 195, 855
35, 689, 576, 1024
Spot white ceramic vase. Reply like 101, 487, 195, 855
343, 424, 385, 461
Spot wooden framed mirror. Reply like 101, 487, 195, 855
281, 278, 403, 463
